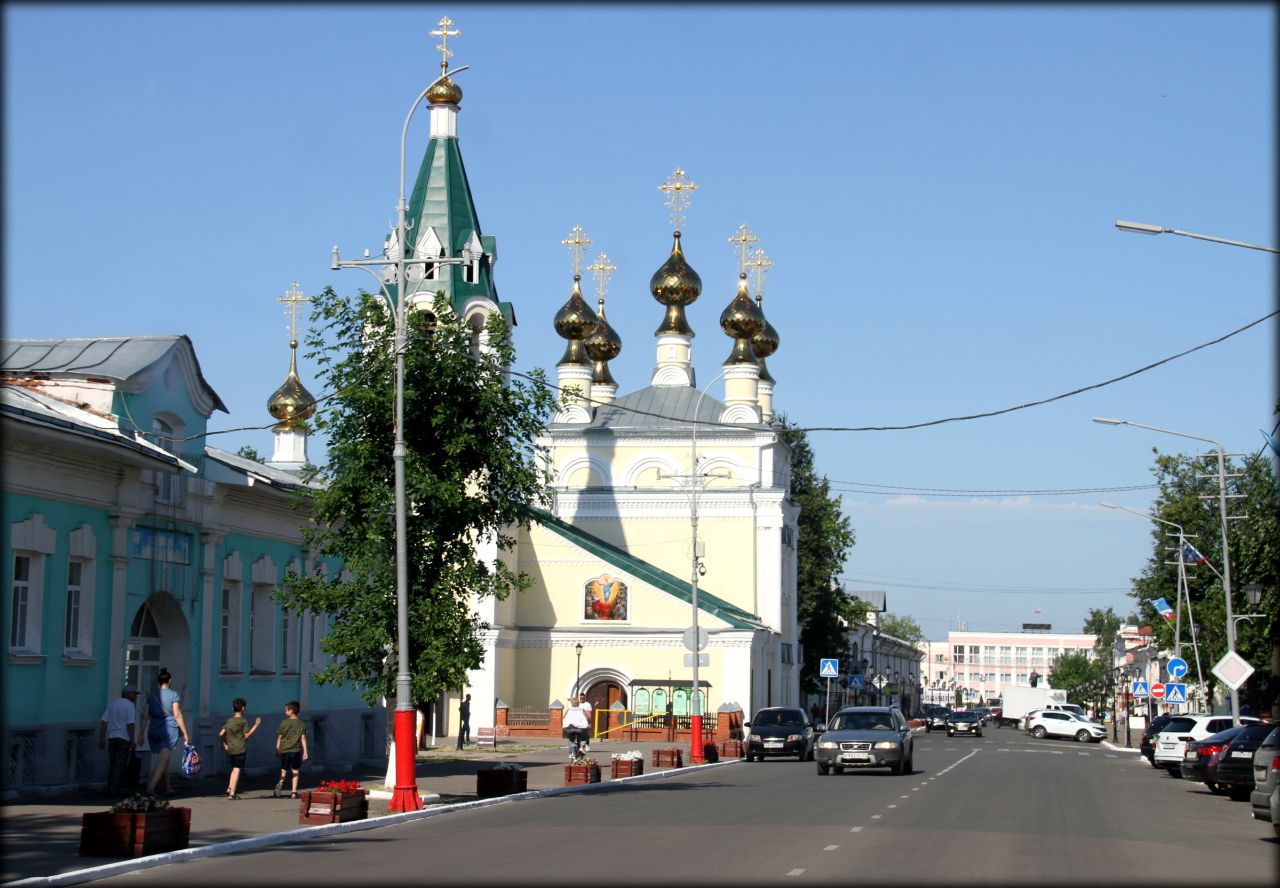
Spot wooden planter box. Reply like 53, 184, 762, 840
79, 807, 191, 858
653, 748, 684, 769
719, 739, 745, 758
298, 790, 369, 826
564, 764, 601, 785
477, 768, 528, 798
610, 758, 644, 778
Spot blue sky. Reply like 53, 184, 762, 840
5, 4, 1275, 640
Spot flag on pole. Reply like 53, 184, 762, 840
1152, 597, 1175, 621
1182, 542, 1208, 565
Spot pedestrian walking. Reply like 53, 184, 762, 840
562, 696, 590, 760
137, 668, 189, 797
456, 693, 471, 750
219, 697, 261, 799
274, 700, 308, 799
579, 695, 593, 752
98, 685, 138, 796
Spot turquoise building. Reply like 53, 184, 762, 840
1, 334, 382, 799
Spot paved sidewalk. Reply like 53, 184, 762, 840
2, 738, 713, 885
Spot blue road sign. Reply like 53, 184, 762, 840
1164, 683, 1187, 704
848, 674, 864, 689
1167, 657, 1188, 680
819, 658, 839, 678
1131, 680, 1150, 698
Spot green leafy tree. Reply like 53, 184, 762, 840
879, 613, 925, 650
1128, 450, 1278, 714
279, 288, 556, 707
1048, 651, 1105, 708
779, 419, 861, 694
235, 445, 264, 463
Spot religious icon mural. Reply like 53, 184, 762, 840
584, 574, 628, 621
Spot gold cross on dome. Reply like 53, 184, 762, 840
746, 248, 773, 299
587, 251, 616, 302
561, 225, 592, 277
278, 281, 309, 344
658, 167, 697, 231
431, 16, 460, 73
728, 224, 759, 274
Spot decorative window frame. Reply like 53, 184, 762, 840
150, 413, 186, 505
62, 524, 97, 660
249, 555, 277, 675
9, 514, 55, 660
219, 551, 243, 674
279, 558, 301, 674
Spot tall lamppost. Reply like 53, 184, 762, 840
1114, 220, 1279, 254
1094, 417, 1241, 725
686, 367, 730, 764
330, 60, 470, 813
575, 642, 584, 698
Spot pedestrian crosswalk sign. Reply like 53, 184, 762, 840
1164, 683, 1187, 704
1132, 680, 1150, 698
819, 658, 839, 678
848, 674, 864, 689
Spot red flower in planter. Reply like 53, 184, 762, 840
316, 779, 362, 795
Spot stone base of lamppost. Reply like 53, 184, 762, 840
389, 709, 422, 812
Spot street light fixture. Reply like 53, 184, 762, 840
330, 62, 470, 813
1114, 220, 1278, 254
1233, 583, 1267, 635
575, 643, 584, 698
1093, 417, 1243, 725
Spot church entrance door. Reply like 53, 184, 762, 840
583, 681, 626, 740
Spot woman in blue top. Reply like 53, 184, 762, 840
137, 668, 189, 796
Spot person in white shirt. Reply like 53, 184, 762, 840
579, 696, 593, 753
562, 697, 590, 759
99, 686, 138, 796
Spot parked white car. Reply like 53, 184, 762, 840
1153, 714, 1259, 774
1027, 710, 1106, 742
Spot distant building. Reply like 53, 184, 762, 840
922, 629, 1098, 706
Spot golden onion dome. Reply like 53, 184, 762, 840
584, 298, 622, 386
267, 342, 316, 429
720, 273, 765, 364
650, 231, 702, 336
426, 75, 463, 106
753, 297, 779, 385
553, 275, 599, 366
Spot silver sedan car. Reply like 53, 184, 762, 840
815, 706, 914, 775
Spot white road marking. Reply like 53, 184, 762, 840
872, 814, 883, 819
824, 845, 839, 851
787, 869, 805, 877
935, 748, 981, 776
912, 787, 920, 791
1078, 752, 1089, 756
850, 826, 863, 833
1105, 754, 1117, 758
1052, 751, 1063, 755
900, 795, 910, 799
887, 804, 898, 808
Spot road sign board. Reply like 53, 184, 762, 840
819, 658, 839, 678
1131, 680, 1150, 698
872, 674, 887, 689
682, 653, 709, 667
1166, 657, 1188, 680
1211, 651, 1255, 690
1150, 682, 1166, 700
1164, 683, 1187, 704
682, 626, 708, 652
848, 674, 864, 690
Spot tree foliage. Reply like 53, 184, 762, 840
778, 419, 862, 694
279, 289, 556, 707
1127, 449, 1278, 713
879, 613, 925, 650
1082, 607, 1122, 658
1048, 651, 1106, 708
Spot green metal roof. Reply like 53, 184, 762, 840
525, 505, 764, 631
398, 136, 512, 325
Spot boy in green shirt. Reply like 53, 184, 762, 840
218, 697, 261, 800
274, 700, 309, 799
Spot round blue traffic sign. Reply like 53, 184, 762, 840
1167, 657, 1188, 680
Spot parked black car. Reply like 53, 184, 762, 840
1212, 723, 1276, 800
1180, 726, 1244, 784
744, 707, 816, 761
1140, 712, 1179, 767
926, 707, 952, 733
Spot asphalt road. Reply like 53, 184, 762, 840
96, 727, 1278, 886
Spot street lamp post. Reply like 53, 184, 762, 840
575, 643, 584, 698
1114, 220, 1279, 254
686, 367, 731, 764
1094, 417, 1242, 725
330, 62, 470, 813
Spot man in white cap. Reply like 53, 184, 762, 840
99, 685, 138, 796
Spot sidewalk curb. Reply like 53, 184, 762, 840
10, 758, 741, 887
1101, 741, 1141, 753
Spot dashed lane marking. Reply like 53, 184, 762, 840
900, 795, 910, 798
787, 869, 805, 877
850, 826, 863, 832
824, 845, 839, 851
872, 814, 883, 819
887, 804, 898, 808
